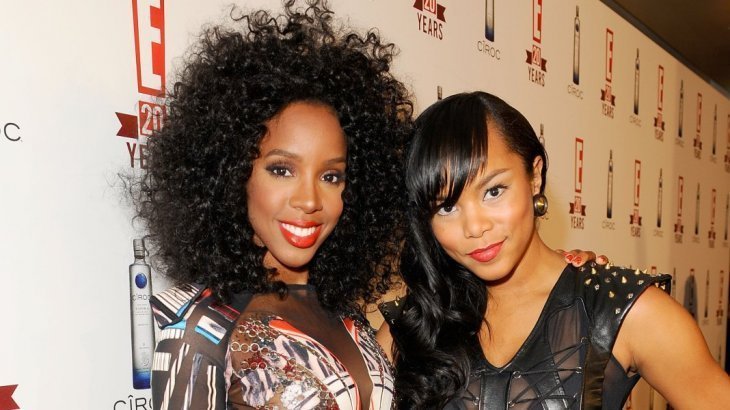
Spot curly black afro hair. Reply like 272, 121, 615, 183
133, 0, 413, 316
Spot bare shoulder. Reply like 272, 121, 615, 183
618, 285, 730, 409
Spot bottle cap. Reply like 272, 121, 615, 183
133, 239, 146, 258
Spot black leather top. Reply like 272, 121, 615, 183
382, 263, 671, 410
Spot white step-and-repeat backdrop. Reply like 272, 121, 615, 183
1, 1, 727, 409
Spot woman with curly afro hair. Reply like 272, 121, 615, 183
135, 1, 411, 408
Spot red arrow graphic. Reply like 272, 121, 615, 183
0, 385, 19, 410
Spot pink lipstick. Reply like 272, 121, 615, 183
467, 240, 504, 263
278, 220, 322, 248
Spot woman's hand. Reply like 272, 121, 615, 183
556, 249, 609, 267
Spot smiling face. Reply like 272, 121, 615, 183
430, 127, 543, 283
246, 102, 346, 280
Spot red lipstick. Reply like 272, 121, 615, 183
278, 220, 322, 248
467, 240, 504, 263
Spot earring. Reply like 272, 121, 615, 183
533, 194, 548, 217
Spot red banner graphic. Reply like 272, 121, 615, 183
601, 88, 616, 105
630, 210, 642, 226
525, 50, 547, 71
569, 202, 587, 216
0, 385, 19, 410
116, 112, 139, 139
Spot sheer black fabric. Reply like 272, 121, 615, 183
442, 264, 670, 410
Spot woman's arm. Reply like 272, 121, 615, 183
618, 286, 730, 409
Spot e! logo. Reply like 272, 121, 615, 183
574, 138, 584, 194
133, 0, 166, 96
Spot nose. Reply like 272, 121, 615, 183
289, 177, 323, 214
462, 204, 492, 239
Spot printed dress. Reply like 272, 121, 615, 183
150, 284, 394, 410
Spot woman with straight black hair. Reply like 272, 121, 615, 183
389, 91, 730, 409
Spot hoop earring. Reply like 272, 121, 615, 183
533, 194, 548, 217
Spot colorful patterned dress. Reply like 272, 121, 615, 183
150, 284, 394, 410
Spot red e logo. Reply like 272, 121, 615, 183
657, 65, 664, 111
678, 176, 684, 217
634, 160, 641, 207
575, 138, 584, 194
605, 29, 614, 82
711, 188, 717, 225
696, 93, 703, 134
133, 0, 166, 96
533, 0, 543, 43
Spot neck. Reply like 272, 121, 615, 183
485, 230, 565, 303
263, 252, 310, 285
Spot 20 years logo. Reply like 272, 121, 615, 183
114, 0, 167, 168
413, 0, 446, 40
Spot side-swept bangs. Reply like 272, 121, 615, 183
406, 94, 490, 216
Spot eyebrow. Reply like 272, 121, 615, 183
472, 168, 510, 191
264, 149, 346, 165
436, 168, 510, 203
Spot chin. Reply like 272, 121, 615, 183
466, 259, 513, 283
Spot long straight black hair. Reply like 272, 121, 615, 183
392, 91, 547, 408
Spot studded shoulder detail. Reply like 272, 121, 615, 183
575, 262, 670, 409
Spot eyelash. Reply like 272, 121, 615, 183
265, 163, 345, 185
435, 204, 456, 216
266, 163, 293, 178
483, 184, 507, 200
433, 184, 507, 216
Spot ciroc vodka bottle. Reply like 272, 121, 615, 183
633, 49, 640, 115
657, 169, 663, 228
678, 80, 684, 137
572, 6, 580, 85
695, 184, 700, 235
129, 238, 154, 389
713, 104, 718, 155
704, 270, 710, 321
485, 0, 494, 41
607, 150, 614, 219
718, 271, 725, 325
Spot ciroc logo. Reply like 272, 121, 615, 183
477, 0, 500, 60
